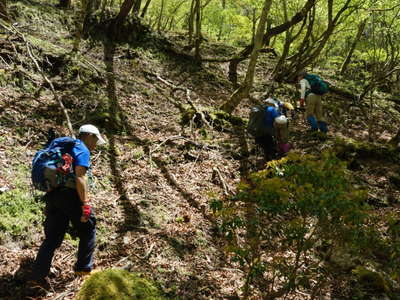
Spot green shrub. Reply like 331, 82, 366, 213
76, 269, 165, 300
0, 188, 44, 243
212, 152, 370, 298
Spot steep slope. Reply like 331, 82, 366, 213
1, 1, 400, 300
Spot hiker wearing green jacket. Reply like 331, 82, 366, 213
298, 71, 328, 133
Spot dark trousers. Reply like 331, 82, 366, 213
255, 134, 276, 160
32, 188, 96, 279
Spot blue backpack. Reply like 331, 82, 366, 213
305, 74, 329, 95
31, 137, 76, 191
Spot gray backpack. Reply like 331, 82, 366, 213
247, 105, 268, 137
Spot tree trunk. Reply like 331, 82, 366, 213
115, 0, 135, 24
194, 0, 202, 60
227, 0, 316, 87
272, 0, 290, 76
72, 0, 89, 52
156, 0, 165, 33
279, 0, 354, 81
165, 0, 185, 31
59, 0, 71, 8
140, 0, 151, 18
132, 0, 141, 16
0, 0, 8, 21
340, 19, 367, 75
220, 0, 273, 114
274, 6, 315, 82
188, 0, 196, 46
251, 8, 256, 45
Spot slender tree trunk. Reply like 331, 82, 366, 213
0, 0, 8, 21
132, 0, 141, 16
217, 0, 225, 41
194, 0, 202, 60
220, 0, 273, 114
115, 0, 135, 24
140, 0, 151, 18
299, 0, 352, 77
340, 19, 367, 75
274, 6, 315, 82
168, 16, 175, 31
228, 46, 253, 88
156, 0, 165, 33
273, 0, 290, 75
227, 0, 316, 87
251, 8, 256, 44
59, 0, 71, 8
188, 0, 196, 45
73, 0, 89, 52
164, 1, 185, 31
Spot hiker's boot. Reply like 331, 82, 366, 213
318, 121, 328, 134
75, 270, 91, 277
307, 116, 318, 131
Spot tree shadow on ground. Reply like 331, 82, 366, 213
99, 35, 244, 297
102, 39, 141, 238
0, 256, 76, 300
0, 256, 36, 300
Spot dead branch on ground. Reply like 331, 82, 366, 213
212, 167, 231, 196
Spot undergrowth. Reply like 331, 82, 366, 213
212, 151, 400, 298
0, 188, 43, 244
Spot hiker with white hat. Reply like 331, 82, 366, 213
29, 124, 106, 284
248, 98, 292, 161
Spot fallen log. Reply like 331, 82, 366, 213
328, 84, 358, 102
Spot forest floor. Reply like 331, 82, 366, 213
1, 1, 400, 300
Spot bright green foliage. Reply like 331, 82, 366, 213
76, 269, 166, 300
0, 189, 44, 243
212, 152, 371, 297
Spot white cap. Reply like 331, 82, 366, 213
79, 124, 106, 145
264, 97, 278, 108
275, 115, 288, 125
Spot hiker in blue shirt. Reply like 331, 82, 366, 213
298, 70, 328, 134
30, 124, 106, 283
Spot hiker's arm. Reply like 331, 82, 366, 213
75, 165, 89, 204
76, 165, 91, 222
299, 79, 307, 105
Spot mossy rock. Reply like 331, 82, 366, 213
351, 266, 393, 297
76, 269, 166, 300
333, 137, 399, 162
180, 106, 246, 131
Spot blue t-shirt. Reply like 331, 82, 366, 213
264, 106, 281, 128
70, 139, 90, 169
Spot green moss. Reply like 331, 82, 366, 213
333, 137, 399, 162
180, 106, 246, 131
0, 188, 44, 243
352, 266, 391, 295
76, 269, 166, 300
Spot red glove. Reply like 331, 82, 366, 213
81, 204, 91, 221
299, 98, 305, 107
